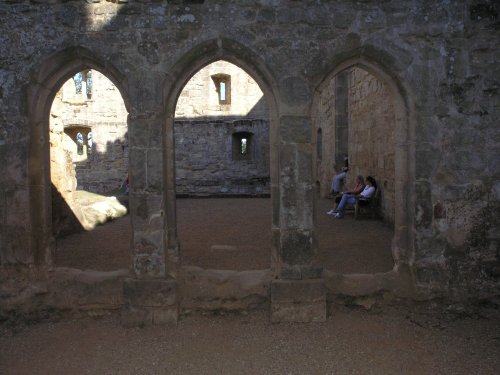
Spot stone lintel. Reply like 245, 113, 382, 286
270, 279, 326, 323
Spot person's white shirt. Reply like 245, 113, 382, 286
360, 185, 375, 199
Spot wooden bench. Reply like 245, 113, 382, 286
355, 188, 380, 220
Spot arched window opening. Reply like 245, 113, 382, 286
174, 60, 271, 271
72, 70, 92, 99
50, 69, 130, 272
313, 65, 396, 275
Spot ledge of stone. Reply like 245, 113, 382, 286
47, 267, 130, 310
323, 264, 415, 298
179, 266, 272, 310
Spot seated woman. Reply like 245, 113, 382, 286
327, 175, 365, 215
332, 176, 377, 219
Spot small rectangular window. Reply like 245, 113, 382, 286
220, 82, 226, 102
241, 138, 247, 154
232, 132, 252, 160
211, 74, 231, 105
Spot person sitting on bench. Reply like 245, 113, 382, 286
332, 176, 377, 219
327, 175, 365, 215
330, 154, 349, 195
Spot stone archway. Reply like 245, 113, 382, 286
311, 52, 416, 297
27, 47, 130, 268
162, 38, 281, 277
120, 39, 282, 326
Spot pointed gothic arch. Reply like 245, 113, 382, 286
311, 47, 417, 293
28, 47, 130, 267
161, 38, 281, 275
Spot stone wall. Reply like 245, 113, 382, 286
175, 60, 268, 119
313, 76, 336, 198
313, 68, 395, 222
0, 0, 499, 318
175, 119, 270, 195
50, 70, 129, 195
174, 60, 270, 195
348, 68, 395, 223
50, 62, 269, 197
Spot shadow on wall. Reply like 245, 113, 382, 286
52, 133, 129, 237
72, 135, 129, 194
51, 183, 84, 237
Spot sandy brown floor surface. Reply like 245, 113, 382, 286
56, 197, 394, 273
1, 306, 499, 374
15, 200, 500, 374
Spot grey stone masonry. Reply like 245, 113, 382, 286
270, 279, 326, 323
175, 119, 270, 196
0, 0, 498, 322
122, 278, 178, 326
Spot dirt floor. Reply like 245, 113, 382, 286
8, 198, 499, 373
1, 306, 499, 374
56, 197, 394, 274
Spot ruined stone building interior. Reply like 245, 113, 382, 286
51, 60, 396, 276
1, 1, 498, 337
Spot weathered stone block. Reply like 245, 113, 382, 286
129, 148, 147, 191
121, 305, 152, 328
270, 279, 326, 322
280, 116, 311, 143
280, 229, 315, 265
152, 306, 178, 325
133, 253, 165, 277
146, 148, 163, 192
123, 277, 176, 307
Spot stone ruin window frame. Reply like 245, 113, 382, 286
73, 69, 93, 99
211, 73, 231, 105
232, 131, 253, 161
63, 125, 93, 157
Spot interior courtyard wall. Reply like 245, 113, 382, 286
348, 68, 395, 223
175, 60, 268, 120
175, 119, 270, 195
174, 61, 270, 195
51, 70, 129, 195
313, 77, 336, 198
0, 0, 498, 307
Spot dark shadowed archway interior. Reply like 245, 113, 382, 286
313, 66, 398, 274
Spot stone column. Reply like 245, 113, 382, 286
270, 77, 326, 322
121, 71, 178, 326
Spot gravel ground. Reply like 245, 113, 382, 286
56, 197, 394, 274
1, 306, 499, 374
9, 199, 500, 374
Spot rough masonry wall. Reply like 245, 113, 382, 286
51, 70, 129, 194
0, 0, 498, 303
174, 61, 270, 195
175, 119, 270, 195
348, 68, 395, 223
313, 77, 336, 198
175, 60, 268, 119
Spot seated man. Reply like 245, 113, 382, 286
333, 176, 377, 219
330, 154, 349, 195
327, 175, 365, 215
